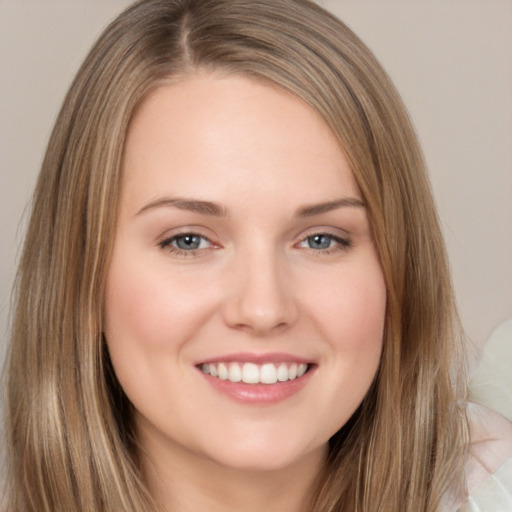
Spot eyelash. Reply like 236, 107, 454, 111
157, 231, 351, 257
297, 233, 352, 254
158, 233, 215, 257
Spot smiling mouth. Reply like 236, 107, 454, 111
200, 362, 310, 385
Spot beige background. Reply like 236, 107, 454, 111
1, 1, 511, 369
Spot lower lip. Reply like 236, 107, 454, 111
198, 367, 315, 405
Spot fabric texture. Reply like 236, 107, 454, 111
458, 318, 512, 511
470, 318, 512, 423
459, 457, 512, 512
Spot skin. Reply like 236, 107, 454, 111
104, 72, 387, 512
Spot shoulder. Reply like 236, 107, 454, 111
465, 402, 512, 489
459, 402, 512, 511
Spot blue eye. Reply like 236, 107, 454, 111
173, 234, 204, 250
307, 234, 333, 250
299, 233, 350, 252
159, 233, 212, 253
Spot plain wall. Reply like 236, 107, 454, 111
1, 1, 511, 369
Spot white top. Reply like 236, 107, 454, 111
460, 457, 512, 511
456, 403, 512, 511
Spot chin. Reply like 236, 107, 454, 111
198, 435, 326, 474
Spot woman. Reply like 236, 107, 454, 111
3, 1, 510, 510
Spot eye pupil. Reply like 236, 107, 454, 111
308, 234, 331, 250
176, 235, 201, 250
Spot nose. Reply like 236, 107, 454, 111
221, 250, 298, 336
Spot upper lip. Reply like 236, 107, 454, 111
196, 352, 314, 365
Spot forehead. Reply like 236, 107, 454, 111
121, 72, 360, 210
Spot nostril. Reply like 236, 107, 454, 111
223, 295, 298, 334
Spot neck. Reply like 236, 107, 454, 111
139, 428, 326, 512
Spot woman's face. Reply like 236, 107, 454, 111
104, 73, 386, 473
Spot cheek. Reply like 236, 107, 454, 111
104, 267, 174, 351
102, 252, 218, 416
313, 263, 386, 351
310, 261, 386, 404
103, 259, 171, 398
104, 252, 214, 353
340, 277, 385, 377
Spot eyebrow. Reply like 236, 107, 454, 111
136, 196, 365, 218
295, 197, 365, 217
137, 197, 228, 217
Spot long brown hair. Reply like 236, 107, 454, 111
3, 1, 468, 510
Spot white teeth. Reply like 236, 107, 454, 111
276, 362, 288, 382
228, 362, 242, 382
201, 361, 310, 384
260, 363, 277, 384
218, 363, 228, 380
242, 362, 259, 384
